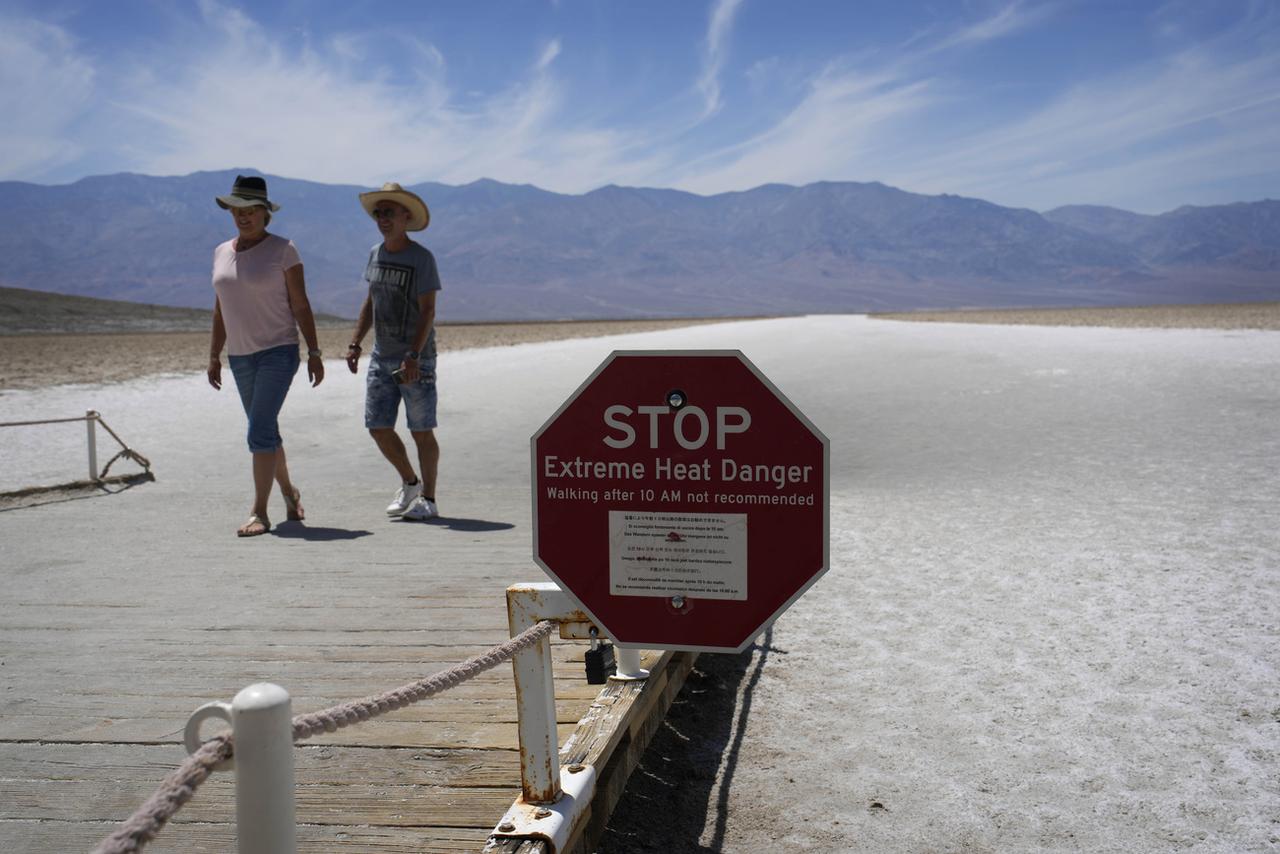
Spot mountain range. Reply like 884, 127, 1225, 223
1, 170, 1276, 321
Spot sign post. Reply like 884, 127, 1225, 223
532, 350, 829, 652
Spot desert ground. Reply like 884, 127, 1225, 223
873, 301, 1280, 329
1, 303, 1277, 393
596, 309, 1280, 854
2, 306, 1277, 853
0, 319, 731, 392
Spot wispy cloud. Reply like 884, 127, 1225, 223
92, 3, 659, 191
0, 13, 95, 178
678, 3, 1036, 193
537, 39, 562, 72
675, 1, 1280, 211
678, 67, 934, 192
889, 21, 1280, 210
927, 1, 1047, 53
3, 1, 1276, 211
898, 1, 1046, 56
696, 0, 745, 119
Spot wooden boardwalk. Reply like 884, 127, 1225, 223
0, 327, 735, 853
0, 521, 692, 853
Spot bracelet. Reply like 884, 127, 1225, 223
308, 349, 322, 358
347, 343, 362, 351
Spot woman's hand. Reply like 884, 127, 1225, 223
308, 354, 325, 387
208, 300, 226, 390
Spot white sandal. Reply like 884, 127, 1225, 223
237, 513, 271, 537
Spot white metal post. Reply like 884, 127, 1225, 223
85, 410, 98, 481
612, 646, 650, 681
184, 683, 297, 854
231, 683, 296, 854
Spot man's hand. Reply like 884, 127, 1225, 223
346, 344, 361, 374
400, 358, 421, 383
207, 359, 222, 390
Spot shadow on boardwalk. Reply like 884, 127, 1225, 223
595, 629, 778, 853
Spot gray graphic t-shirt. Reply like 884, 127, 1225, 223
364, 241, 442, 362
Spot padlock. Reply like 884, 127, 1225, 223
584, 631, 615, 684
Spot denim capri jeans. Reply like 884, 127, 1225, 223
228, 343, 299, 452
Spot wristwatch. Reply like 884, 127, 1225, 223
308, 348, 322, 358
406, 351, 420, 361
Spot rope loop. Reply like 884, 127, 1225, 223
292, 620, 555, 742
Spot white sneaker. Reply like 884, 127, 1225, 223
386, 479, 423, 516
402, 496, 438, 521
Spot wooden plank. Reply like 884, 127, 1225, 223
1, 820, 491, 854
0, 695, 596, 725
572, 653, 699, 853
0, 742, 522, 788
2, 778, 519, 825
0, 717, 578, 749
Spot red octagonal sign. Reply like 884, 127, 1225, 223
532, 350, 829, 652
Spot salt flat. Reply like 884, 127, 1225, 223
2, 315, 1278, 852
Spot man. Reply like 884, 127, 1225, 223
346, 182, 442, 521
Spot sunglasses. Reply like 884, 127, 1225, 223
371, 208, 400, 219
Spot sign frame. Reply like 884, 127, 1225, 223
531, 349, 830, 653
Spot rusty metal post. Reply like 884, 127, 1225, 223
506, 582, 586, 805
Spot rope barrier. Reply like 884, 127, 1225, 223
0, 415, 96, 428
90, 619, 558, 854
91, 737, 232, 854
0, 411, 151, 488
90, 414, 152, 478
293, 619, 555, 740
99, 448, 152, 480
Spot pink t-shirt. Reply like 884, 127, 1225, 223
211, 234, 303, 356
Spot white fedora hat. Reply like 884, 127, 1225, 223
359, 182, 430, 231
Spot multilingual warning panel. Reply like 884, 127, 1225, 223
608, 510, 749, 600
532, 350, 830, 652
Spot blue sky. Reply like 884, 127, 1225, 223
2, 0, 1277, 213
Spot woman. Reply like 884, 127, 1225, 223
206, 175, 324, 537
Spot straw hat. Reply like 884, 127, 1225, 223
215, 174, 280, 211
359, 182, 430, 231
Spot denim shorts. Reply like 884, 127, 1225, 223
228, 343, 299, 452
365, 355, 438, 431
